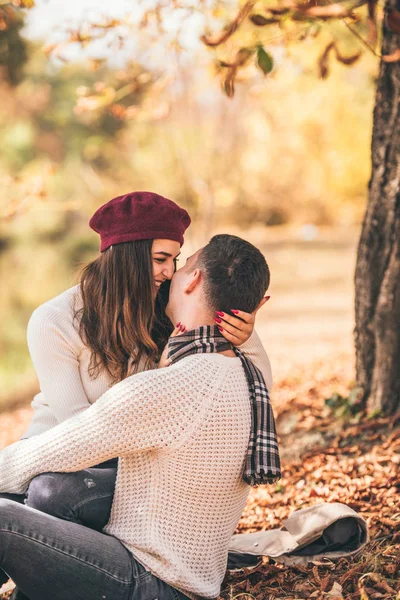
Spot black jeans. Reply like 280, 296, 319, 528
0, 459, 189, 599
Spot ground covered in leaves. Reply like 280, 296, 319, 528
220, 364, 400, 600
0, 361, 399, 600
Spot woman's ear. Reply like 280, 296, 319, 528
184, 268, 202, 294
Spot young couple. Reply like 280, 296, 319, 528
0, 191, 281, 600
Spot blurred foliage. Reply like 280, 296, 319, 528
199, 0, 386, 94
0, 3, 378, 403
0, 4, 27, 84
325, 387, 364, 420
34, 0, 397, 98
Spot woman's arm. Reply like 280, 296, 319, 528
27, 304, 92, 423
215, 302, 273, 390
0, 357, 211, 495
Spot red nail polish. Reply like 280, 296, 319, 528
217, 326, 223, 332
266, 296, 270, 301
214, 317, 222, 324
215, 311, 224, 317
231, 309, 239, 314
176, 322, 181, 327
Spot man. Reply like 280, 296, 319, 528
0, 234, 280, 600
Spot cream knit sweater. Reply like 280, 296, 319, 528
1, 353, 255, 599
22, 285, 273, 439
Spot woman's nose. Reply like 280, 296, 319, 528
163, 263, 175, 280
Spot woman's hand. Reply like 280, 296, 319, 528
158, 323, 187, 368
214, 296, 269, 346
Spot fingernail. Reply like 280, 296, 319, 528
231, 309, 239, 314
266, 296, 270, 301
217, 326, 223, 332
214, 317, 222, 324
176, 322, 181, 327
215, 311, 224, 317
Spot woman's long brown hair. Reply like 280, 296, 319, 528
75, 240, 173, 384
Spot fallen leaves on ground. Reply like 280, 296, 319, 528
220, 363, 400, 600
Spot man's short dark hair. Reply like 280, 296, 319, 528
198, 234, 270, 314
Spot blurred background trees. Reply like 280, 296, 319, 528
0, 0, 398, 414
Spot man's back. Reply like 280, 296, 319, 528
105, 353, 251, 599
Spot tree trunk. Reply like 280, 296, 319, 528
354, 0, 400, 414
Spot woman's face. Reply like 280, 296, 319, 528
152, 239, 181, 292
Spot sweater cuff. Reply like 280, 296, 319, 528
237, 329, 261, 352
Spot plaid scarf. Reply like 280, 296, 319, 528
167, 325, 281, 486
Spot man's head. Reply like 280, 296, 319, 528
166, 234, 270, 327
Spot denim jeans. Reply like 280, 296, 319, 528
0, 498, 190, 600
25, 462, 117, 531
0, 459, 118, 590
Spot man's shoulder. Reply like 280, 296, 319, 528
132, 353, 242, 389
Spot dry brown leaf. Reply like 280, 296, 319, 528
201, 1, 254, 47
319, 42, 335, 79
334, 45, 362, 66
300, 3, 354, 19
382, 49, 400, 63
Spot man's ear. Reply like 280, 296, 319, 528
184, 268, 202, 294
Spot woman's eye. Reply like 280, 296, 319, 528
154, 258, 166, 264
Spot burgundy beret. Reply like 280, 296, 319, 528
89, 191, 191, 252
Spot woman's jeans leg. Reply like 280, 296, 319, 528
3, 462, 117, 596
25, 466, 117, 531
0, 493, 25, 587
0, 499, 188, 600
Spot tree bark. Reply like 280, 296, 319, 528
354, 0, 400, 414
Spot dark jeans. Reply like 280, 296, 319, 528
0, 459, 189, 599
0, 459, 118, 589
0, 499, 188, 600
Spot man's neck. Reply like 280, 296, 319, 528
171, 308, 236, 357
173, 310, 215, 332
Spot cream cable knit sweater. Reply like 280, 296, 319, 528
22, 285, 273, 439
0, 353, 255, 599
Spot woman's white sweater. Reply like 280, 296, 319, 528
1, 353, 257, 599
22, 285, 273, 439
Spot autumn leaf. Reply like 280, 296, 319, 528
319, 42, 335, 79
334, 47, 361, 66
268, 6, 290, 16
222, 70, 236, 98
298, 2, 354, 19
319, 42, 361, 78
249, 14, 280, 26
201, 1, 254, 47
234, 47, 254, 67
382, 49, 400, 63
256, 46, 273, 75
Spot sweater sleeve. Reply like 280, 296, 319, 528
0, 357, 212, 495
27, 304, 91, 423
238, 330, 273, 391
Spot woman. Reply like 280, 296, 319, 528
0, 191, 272, 599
